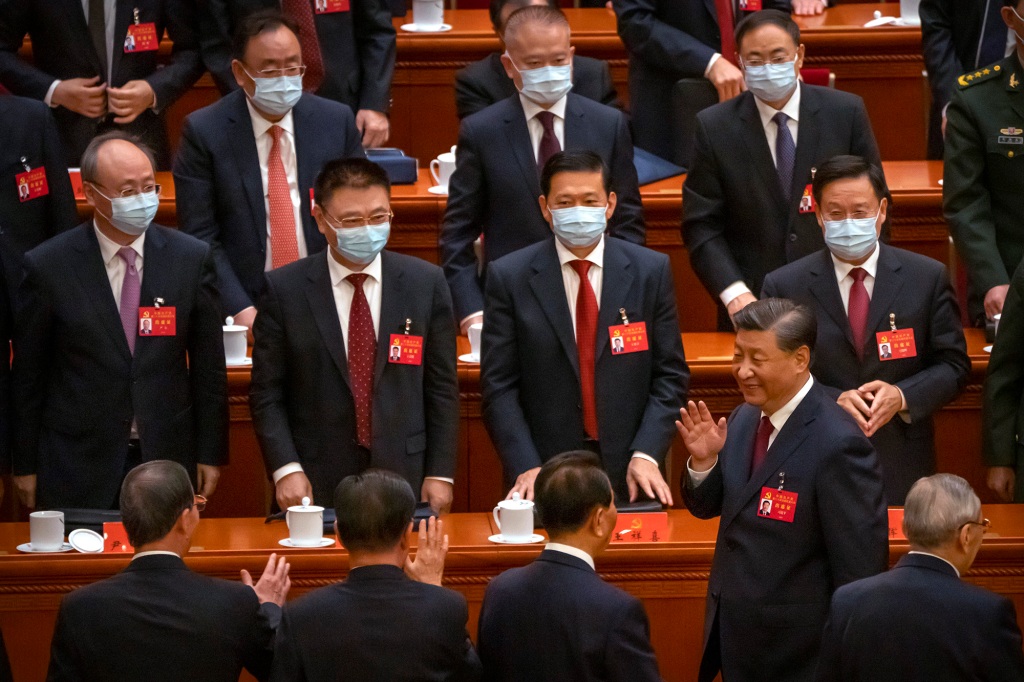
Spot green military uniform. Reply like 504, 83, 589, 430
943, 51, 1024, 324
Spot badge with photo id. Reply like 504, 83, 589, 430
138, 307, 176, 336
315, 0, 350, 12
608, 322, 648, 355
876, 329, 916, 361
124, 22, 159, 52
798, 184, 816, 214
15, 166, 48, 202
388, 333, 423, 365
757, 488, 798, 523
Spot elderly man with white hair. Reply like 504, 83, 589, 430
816, 474, 1024, 681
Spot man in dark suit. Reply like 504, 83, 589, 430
478, 451, 661, 682
454, 0, 620, 120
202, 0, 395, 147
0, 0, 204, 167
250, 158, 458, 511
174, 10, 363, 330
47, 460, 290, 682
683, 10, 882, 330
482, 151, 687, 505
442, 5, 643, 334
270, 469, 481, 681
12, 133, 227, 510
677, 298, 888, 682
762, 156, 970, 504
816, 474, 1024, 681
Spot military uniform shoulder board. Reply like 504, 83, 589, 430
958, 64, 1003, 89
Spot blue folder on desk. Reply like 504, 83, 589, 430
366, 148, 419, 185
633, 147, 686, 185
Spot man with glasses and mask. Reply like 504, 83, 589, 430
47, 460, 291, 681
250, 158, 458, 512
12, 132, 227, 511
174, 10, 363, 335
817, 474, 1024, 681
683, 10, 881, 331
762, 156, 969, 504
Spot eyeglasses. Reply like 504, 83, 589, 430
961, 518, 991, 532
91, 183, 162, 199
247, 65, 306, 78
742, 55, 797, 67
324, 210, 393, 229
193, 495, 207, 512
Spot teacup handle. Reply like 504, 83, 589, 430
430, 159, 441, 185
492, 506, 502, 532
285, 510, 291, 531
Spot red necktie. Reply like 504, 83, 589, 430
569, 260, 599, 439
280, 0, 324, 92
714, 0, 738, 66
346, 273, 376, 448
749, 415, 774, 478
848, 267, 870, 360
268, 126, 301, 269
536, 111, 561, 171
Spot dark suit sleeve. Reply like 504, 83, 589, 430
595, 59, 622, 111
41, 111, 79, 233
894, 264, 970, 422
480, 262, 545, 477
352, 0, 396, 113
814, 589, 852, 682
198, 0, 238, 95
984, 263, 1024, 467
189, 247, 229, 466
243, 601, 279, 682
605, 598, 663, 682
46, 602, 86, 682
423, 267, 460, 479
920, 0, 963, 110
614, 0, 717, 77
817, 431, 889, 587
849, 97, 882, 170
0, 0, 56, 99
454, 66, 492, 121
683, 115, 746, 297
607, 111, 645, 245
268, 608, 304, 682
341, 105, 366, 158
173, 117, 254, 314
980, 596, 1024, 680
145, 0, 205, 111
629, 255, 688, 461
0, 270, 11, 474
680, 457, 724, 519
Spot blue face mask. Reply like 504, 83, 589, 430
333, 222, 390, 264
743, 60, 798, 102
506, 54, 573, 105
245, 69, 303, 117
93, 187, 158, 236
823, 214, 880, 262
550, 206, 607, 248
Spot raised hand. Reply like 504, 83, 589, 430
675, 400, 727, 470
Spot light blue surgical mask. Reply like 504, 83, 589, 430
743, 60, 798, 103
550, 206, 607, 248
244, 68, 303, 117
823, 214, 880, 262
334, 222, 390, 264
506, 53, 573, 105
93, 187, 159, 236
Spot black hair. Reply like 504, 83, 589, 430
534, 451, 613, 537
540, 150, 610, 197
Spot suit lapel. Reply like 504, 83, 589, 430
503, 97, 543, 196
528, 243, 579, 380
737, 95, 787, 215
135, 227, 169, 363
562, 95, 585, 151
227, 93, 269, 249
595, 240, 634, 361
863, 245, 905, 351
73, 225, 132, 361
304, 255, 350, 389
789, 85, 822, 217
72, 0, 105, 79
373, 252, 406, 385
808, 249, 857, 352
292, 97, 319, 248
109, 0, 134, 85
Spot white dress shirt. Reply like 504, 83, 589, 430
132, 550, 180, 561
544, 542, 595, 570
520, 93, 567, 163
246, 99, 308, 272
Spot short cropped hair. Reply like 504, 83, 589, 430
811, 155, 888, 206
735, 9, 801, 52
489, 0, 554, 32
334, 470, 416, 553
232, 9, 300, 62
540, 150, 610, 197
534, 451, 613, 537
80, 131, 156, 185
314, 157, 391, 207
120, 460, 195, 548
732, 298, 817, 356
1004, 0, 1021, 10
504, 4, 570, 45
904, 474, 982, 549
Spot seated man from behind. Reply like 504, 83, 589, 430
47, 460, 290, 682
817, 473, 1024, 681
477, 451, 662, 682
270, 470, 481, 682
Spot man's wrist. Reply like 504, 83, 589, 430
704, 53, 722, 78
272, 462, 304, 484
44, 80, 61, 107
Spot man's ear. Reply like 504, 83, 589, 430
605, 190, 617, 221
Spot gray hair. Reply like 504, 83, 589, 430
80, 131, 156, 185
903, 474, 981, 549
732, 298, 817, 355
504, 4, 570, 45
120, 460, 195, 547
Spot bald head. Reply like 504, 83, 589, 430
81, 132, 156, 196
503, 5, 570, 58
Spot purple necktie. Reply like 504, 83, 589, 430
117, 247, 140, 354
773, 111, 795, 201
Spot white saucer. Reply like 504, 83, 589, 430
69, 528, 104, 553
488, 533, 544, 545
228, 357, 253, 367
984, 345, 993, 353
400, 23, 452, 32
427, 185, 448, 195
16, 542, 73, 554
458, 353, 480, 364
278, 537, 335, 548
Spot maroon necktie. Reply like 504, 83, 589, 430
714, 0, 737, 65
749, 415, 774, 478
848, 268, 870, 360
569, 260, 599, 439
346, 273, 376, 448
280, 0, 324, 93
536, 111, 561, 171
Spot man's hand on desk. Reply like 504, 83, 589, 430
985, 285, 1009, 320
196, 464, 221, 498
727, 292, 757, 320
707, 59, 746, 103
676, 401, 726, 471
988, 466, 1016, 503
276, 471, 313, 510
52, 77, 107, 118
13, 474, 36, 509
507, 467, 541, 501
627, 457, 673, 506
241, 552, 291, 607
421, 479, 453, 514
404, 515, 448, 586
792, 0, 825, 16
356, 109, 390, 149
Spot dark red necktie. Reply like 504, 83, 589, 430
714, 0, 737, 66
569, 260, 599, 439
536, 111, 561, 171
848, 267, 870, 360
280, 0, 324, 93
749, 415, 774, 478
346, 273, 376, 448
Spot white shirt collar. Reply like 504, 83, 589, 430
519, 93, 568, 123
554, 235, 605, 269
908, 550, 961, 578
831, 242, 881, 283
754, 81, 802, 131
763, 374, 814, 433
131, 550, 181, 562
245, 97, 296, 140
93, 221, 146, 264
327, 249, 383, 289
544, 542, 595, 570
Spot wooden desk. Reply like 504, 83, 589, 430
1, 506, 1022, 682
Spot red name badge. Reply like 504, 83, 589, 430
103, 522, 134, 553
757, 487, 798, 522
608, 322, 649, 355
314, 0, 350, 12
68, 169, 85, 199
124, 22, 159, 52
739, 0, 762, 10
887, 508, 906, 540
876, 328, 917, 361
798, 184, 816, 214
138, 307, 176, 336
612, 512, 669, 543
388, 333, 423, 365
15, 167, 49, 202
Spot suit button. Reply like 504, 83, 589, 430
789, 233, 797, 242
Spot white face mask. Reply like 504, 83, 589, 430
822, 202, 884, 262
242, 67, 303, 116
550, 205, 607, 248
743, 60, 799, 102
92, 186, 159, 236
506, 53, 573, 105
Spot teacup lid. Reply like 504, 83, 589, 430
287, 496, 324, 513
223, 316, 248, 332
68, 528, 104, 553
497, 491, 534, 510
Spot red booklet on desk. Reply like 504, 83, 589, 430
612, 513, 669, 543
